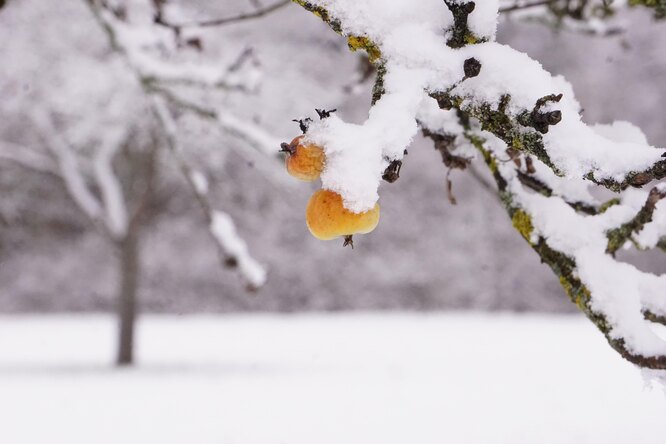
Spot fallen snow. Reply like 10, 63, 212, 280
0, 313, 664, 444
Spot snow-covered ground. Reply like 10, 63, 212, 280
0, 313, 664, 443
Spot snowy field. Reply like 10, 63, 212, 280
0, 313, 665, 444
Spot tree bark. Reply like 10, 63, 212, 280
115, 228, 140, 366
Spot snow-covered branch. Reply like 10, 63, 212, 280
87, 0, 287, 176
152, 97, 267, 289
33, 112, 132, 240
81, 0, 280, 288
149, 86, 291, 187
0, 140, 59, 175
432, 88, 666, 192
34, 114, 105, 229
93, 129, 130, 238
150, 86, 283, 157
461, 127, 666, 369
291, 0, 666, 368
86, 0, 264, 92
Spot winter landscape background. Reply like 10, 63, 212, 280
1, 1, 665, 443
2, 0, 665, 313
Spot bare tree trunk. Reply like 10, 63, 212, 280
113, 130, 158, 367
115, 227, 140, 366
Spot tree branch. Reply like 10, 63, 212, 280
291, 0, 666, 369
465, 131, 666, 369
92, 129, 130, 238
155, 0, 290, 29
84, 0, 270, 288
33, 112, 109, 236
606, 186, 666, 255
432, 90, 666, 193
499, 0, 555, 14
0, 140, 59, 175
152, 97, 267, 289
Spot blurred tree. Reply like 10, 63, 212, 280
0, 0, 290, 365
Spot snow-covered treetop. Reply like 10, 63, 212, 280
291, 0, 666, 369
0, 0, 282, 289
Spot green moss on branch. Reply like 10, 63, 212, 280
606, 187, 666, 254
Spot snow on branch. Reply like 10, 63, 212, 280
93, 129, 130, 238
151, 86, 283, 156
292, 0, 666, 368
152, 97, 267, 290
209, 210, 267, 289
33, 112, 131, 240
0, 140, 59, 175
148, 85, 290, 188
80, 0, 274, 289
34, 113, 105, 227
87, 0, 285, 166
87, 0, 263, 92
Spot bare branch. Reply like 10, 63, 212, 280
499, 0, 555, 14
155, 0, 290, 29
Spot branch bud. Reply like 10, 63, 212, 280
463, 57, 482, 78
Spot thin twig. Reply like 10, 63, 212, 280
499, 0, 556, 13
155, 0, 290, 29
468, 162, 499, 199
